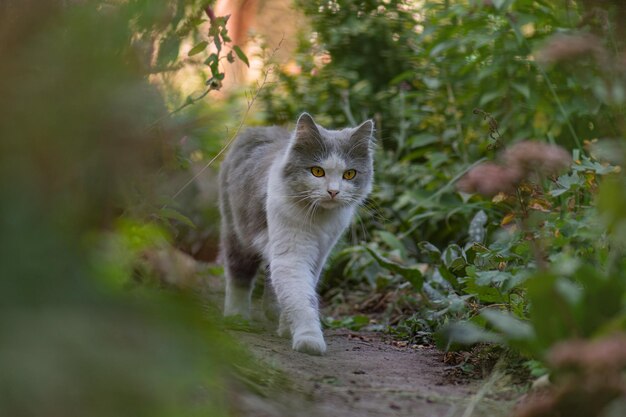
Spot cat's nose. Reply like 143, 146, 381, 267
328, 190, 339, 199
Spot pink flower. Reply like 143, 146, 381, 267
503, 141, 572, 176
457, 141, 571, 197
457, 162, 523, 197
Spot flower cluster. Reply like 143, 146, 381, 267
457, 141, 571, 197
514, 334, 626, 417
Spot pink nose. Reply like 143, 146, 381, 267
328, 190, 339, 198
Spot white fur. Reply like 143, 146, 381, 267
261, 150, 354, 355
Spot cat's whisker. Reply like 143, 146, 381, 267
355, 198, 388, 223
351, 212, 370, 243
291, 199, 314, 222
272, 192, 315, 208
305, 200, 320, 232
303, 202, 313, 231
357, 203, 378, 218
291, 195, 313, 206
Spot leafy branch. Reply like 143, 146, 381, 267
148, 5, 251, 130
168, 36, 284, 202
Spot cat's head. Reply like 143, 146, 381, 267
282, 113, 375, 210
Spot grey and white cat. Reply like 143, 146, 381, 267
218, 113, 374, 355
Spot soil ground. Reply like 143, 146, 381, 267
229, 330, 514, 417
228, 323, 521, 417
189, 268, 523, 417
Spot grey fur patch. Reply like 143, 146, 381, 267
262, 266, 280, 322
307, 293, 320, 309
221, 231, 260, 287
219, 126, 288, 242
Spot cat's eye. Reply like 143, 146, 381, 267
343, 169, 357, 180
311, 166, 325, 177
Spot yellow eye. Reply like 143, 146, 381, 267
311, 166, 325, 177
343, 169, 357, 180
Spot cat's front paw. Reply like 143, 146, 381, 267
292, 334, 326, 356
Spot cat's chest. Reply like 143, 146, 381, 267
317, 211, 351, 235
266, 205, 351, 242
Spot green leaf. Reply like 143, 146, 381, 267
481, 309, 535, 341
376, 230, 407, 260
572, 265, 625, 337
157, 36, 180, 66
474, 270, 512, 287
418, 241, 441, 264
117, 218, 171, 252
159, 207, 197, 229
204, 53, 219, 66
188, 41, 208, 56
464, 279, 503, 303
550, 172, 584, 196
438, 265, 461, 290
549, 188, 570, 197
468, 210, 487, 243
233, 45, 249, 67
512, 83, 530, 100
408, 133, 439, 148
214, 35, 222, 53
437, 321, 502, 350
526, 272, 576, 349
323, 314, 370, 331
365, 247, 423, 291
429, 40, 455, 58
492, 0, 508, 10
442, 244, 463, 268
479, 90, 501, 106
448, 257, 467, 274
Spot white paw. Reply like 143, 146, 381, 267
292, 334, 326, 356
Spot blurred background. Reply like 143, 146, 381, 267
2, 1, 626, 416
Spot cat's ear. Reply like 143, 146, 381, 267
352, 120, 374, 141
350, 120, 375, 154
296, 112, 320, 136
292, 112, 321, 152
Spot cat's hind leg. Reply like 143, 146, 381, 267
262, 265, 281, 323
222, 233, 260, 319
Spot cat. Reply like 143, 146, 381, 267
218, 113, 375, 355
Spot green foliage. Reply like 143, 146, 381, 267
0, 1, 252, 416
261, 0, 626, 365
365, 246, 424, 291
324, 314, 371, 331
262, 0, 624, 246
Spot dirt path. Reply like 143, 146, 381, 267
189, 272, 519, 416
230, 328, 518, 417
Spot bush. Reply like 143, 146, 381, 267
261, 0, 626, 365
0, 2, 252, 416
